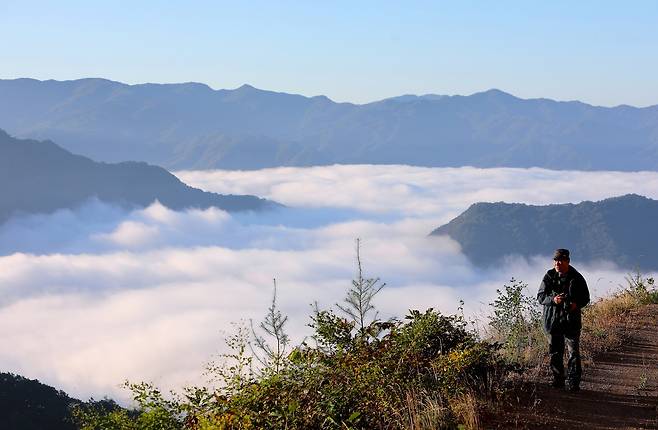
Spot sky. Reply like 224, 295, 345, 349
2, 1, 658, 106
1, 165, 657, 402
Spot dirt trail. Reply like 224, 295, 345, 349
487, 304, 658, 429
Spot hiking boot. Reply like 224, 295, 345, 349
551, 378, 565, 388
567, 383, 580, 392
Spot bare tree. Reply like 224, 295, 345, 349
251, 279, 290, 373
337, 238, 386, 339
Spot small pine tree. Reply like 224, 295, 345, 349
336, 238, 386, 341
250, 279, 290, 374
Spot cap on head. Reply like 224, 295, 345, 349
553, 248, 570, 261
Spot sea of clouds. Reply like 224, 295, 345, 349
1, 165, 657, 402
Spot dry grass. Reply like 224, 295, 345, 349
581, 290, 642, 360
398, 390, 453, 430
399, 389, 485, 430
449, 391, 481, 430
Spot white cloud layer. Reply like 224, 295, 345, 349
0, 165, 655, 402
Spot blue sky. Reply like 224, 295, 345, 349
2, 1, 658, 106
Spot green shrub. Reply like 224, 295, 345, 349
488, 278, 543, 365
74, 304, 503, 429
73, 388, 182, 430
624, 271, 657, 305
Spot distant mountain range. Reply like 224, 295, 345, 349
2, 78, 658, 171
0, 130, 276, 224
431, 194, 658, 270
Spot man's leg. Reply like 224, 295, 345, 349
548, 333, 565, 387
565, 332, 582, 391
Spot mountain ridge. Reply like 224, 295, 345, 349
0, 372, 80, 430
0, 129, 277, 224
8, 78, 655, 108
3, 78, 658, 171
431, 194, 658, 270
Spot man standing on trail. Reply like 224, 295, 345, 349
537, 249, 590, 392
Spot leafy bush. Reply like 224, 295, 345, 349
76, 317, 503, 430
488, 278, 543, 365
73, 392, 181, 430
624, 271, 657, 305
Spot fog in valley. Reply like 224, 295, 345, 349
2, 165, 657, 402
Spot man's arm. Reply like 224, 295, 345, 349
575, 273, 590, 309
537, 274, 555, 305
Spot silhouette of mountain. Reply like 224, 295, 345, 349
2, 78, 658, 170
0, 373, 79, 430
0, 372, 130, 430
0, 130, 277, 224
431, 194, 658, 270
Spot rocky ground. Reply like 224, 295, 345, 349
486, 304, 658, 429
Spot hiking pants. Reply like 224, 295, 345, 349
548, 332, 581, 385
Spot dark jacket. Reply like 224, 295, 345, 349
537, 266, 590, 334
